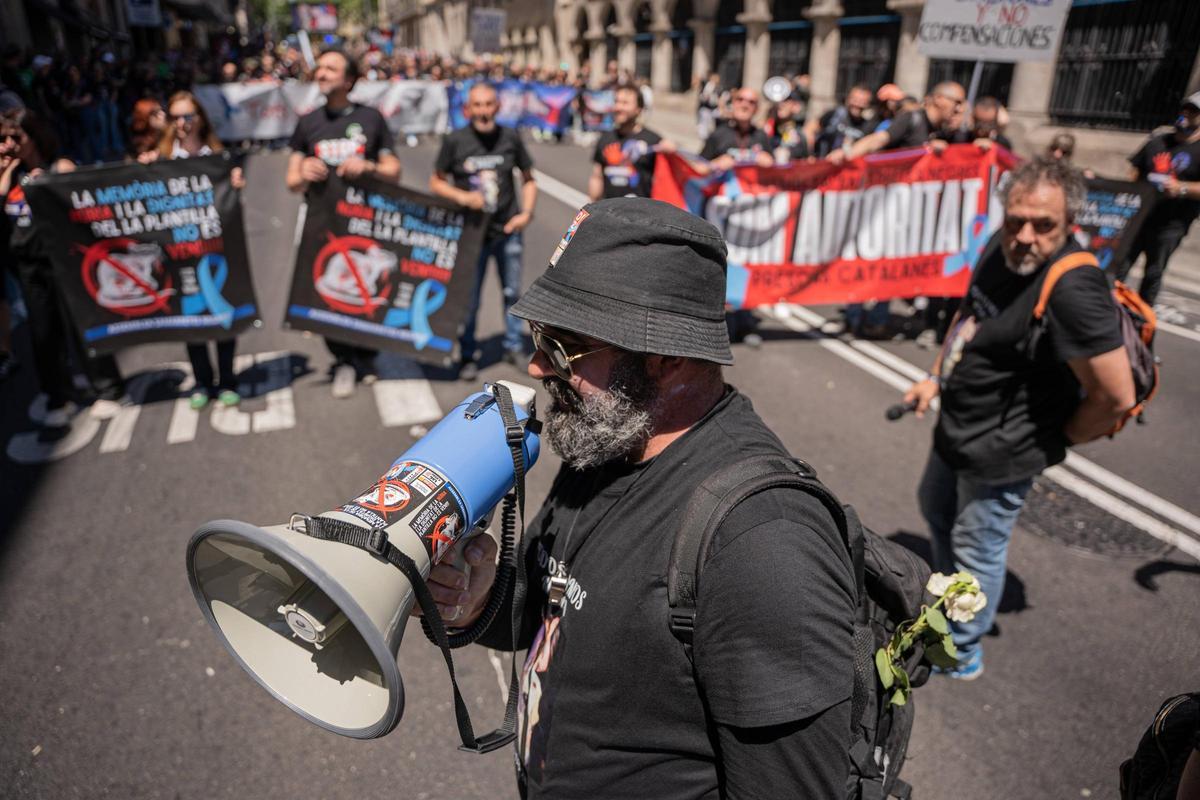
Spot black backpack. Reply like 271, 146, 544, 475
667, 454, 933, 800
1120, 692, 1200, 800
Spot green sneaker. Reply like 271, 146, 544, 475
189, 391, 210, 410
217, 389, 241, 407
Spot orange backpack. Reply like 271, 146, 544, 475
1032, 251, 1160, 435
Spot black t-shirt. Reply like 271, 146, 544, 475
935, 237, 1124, 483
700, 122, 772, 163
4, 166, 46, 263
288, 103, 392, 169
883, 110, 948, 151
770, 116, 811, 160
1129, 132, 1200, 227
434, 124, 533, 239
949, 127, 1013, 151
814, 106, 868, 157
591, 126, 662, 198
480, 389, 856, 799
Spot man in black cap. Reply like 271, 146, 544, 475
425, 197, 856, 797
1114, 91, 1200, 306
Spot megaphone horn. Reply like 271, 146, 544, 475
763, 75, 792, 104
186, 381, 540, 740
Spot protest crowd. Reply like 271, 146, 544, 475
2, 30, 1199, 800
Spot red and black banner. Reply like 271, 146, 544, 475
285, 175, 486, 368
653, 145, 1019, 308
24, 155, 258, 354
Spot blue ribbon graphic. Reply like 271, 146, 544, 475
942, 215, 989, 278
382, 279, 452, 351
182, 254, 236, 329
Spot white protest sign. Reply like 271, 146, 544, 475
471, 8, 506, 55
917, 0, 1072, 63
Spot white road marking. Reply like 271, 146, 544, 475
7, 413, 102, 464
1163, 273, 1200, 297
1044, 466, 1200, 562
532, 169, 590, 211
1158, 320, 1200, 344
98, 405, 141, 453
372, 354, 442, 427
771, 302, 1200, 557
253, 354, 296, 434
166, 398, 200, 445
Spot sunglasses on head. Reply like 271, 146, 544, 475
531, 324, 612, 382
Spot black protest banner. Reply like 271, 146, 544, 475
1077, 178, 1159, 273
24, 155, 258, 355
285, 174, 485, 368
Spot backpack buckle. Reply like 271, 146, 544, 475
366, 528, 390, 556
668, 610, 695, 644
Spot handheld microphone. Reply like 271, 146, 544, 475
885, 400, 919, 421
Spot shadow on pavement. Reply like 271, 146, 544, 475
1133, 559, 1200, 592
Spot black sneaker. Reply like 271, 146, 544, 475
502, 349, 527, 368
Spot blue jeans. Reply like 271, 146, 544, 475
917, 449, 1033, 663
460, 231, 524, 358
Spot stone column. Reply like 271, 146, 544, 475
888, 0, 928, 99
587, 31, 608, 86
689, 18, 715, 81
650, 22, 673, 93
1008, 60, 1056, 130
738, 0, 771, 92
611, 25, 636, 76
804, 0, 844, 119
541, 23, 559, 69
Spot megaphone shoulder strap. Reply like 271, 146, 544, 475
295, 383, 531, 755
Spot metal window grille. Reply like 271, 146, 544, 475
1050, 1, 1200, 131
769, 29, 812, 78
836, 22, 899, 100
672, 34, 694, 92
636, 41, 652, 79
928, 60, 1015, 105
716, 34, 745, 88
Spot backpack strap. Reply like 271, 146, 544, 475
1033, 251, 1100, 321
666, 454, 865, 649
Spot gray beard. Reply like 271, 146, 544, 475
542, 354, 656, 470
1004, 251, 1042, 276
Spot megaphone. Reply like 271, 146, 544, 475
185, 381, 540, 740
763, 75, 792, 104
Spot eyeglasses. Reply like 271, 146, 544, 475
531, 324, 612, 382
1003, 215, 1059, 235
169, 113, 196, 123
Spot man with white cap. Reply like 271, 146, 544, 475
425, 197, 856, 798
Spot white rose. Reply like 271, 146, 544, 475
925, 572, 954, 597
945, 589, 988, 623
952, 571, 981, 592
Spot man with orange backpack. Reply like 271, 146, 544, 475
902, 158, 1138, 680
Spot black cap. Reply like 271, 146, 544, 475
511, 197, 733, 365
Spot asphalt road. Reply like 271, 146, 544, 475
1, 137, 1198, 800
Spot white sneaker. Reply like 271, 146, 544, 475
89, 397, 126, 420
43, 402, 78, 428
331, 364, 356, 399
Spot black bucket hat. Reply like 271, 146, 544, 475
511, 197, 733, 365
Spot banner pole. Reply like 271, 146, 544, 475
964, 59, 984, 127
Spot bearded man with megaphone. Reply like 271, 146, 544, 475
428, 197, 858, 798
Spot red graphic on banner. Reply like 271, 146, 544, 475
312, 232, 395, 316
78, 238, 174, 317
652, 145, 1018, 307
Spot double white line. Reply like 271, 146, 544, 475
765, 303, 1200, 563
530, 166, 1200, 562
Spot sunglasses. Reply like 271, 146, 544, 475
0, 132, 23, 143
1003, 215, 1059, 235
169, 113, 197, 123
531, 324, 612, 382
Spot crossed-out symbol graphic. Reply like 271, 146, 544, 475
354, 476, 412, 518
79, 238, 174, 317
426, 513, 460, 559
312, 233, 392, 316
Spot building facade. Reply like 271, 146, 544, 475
404, 0, 1200, 143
